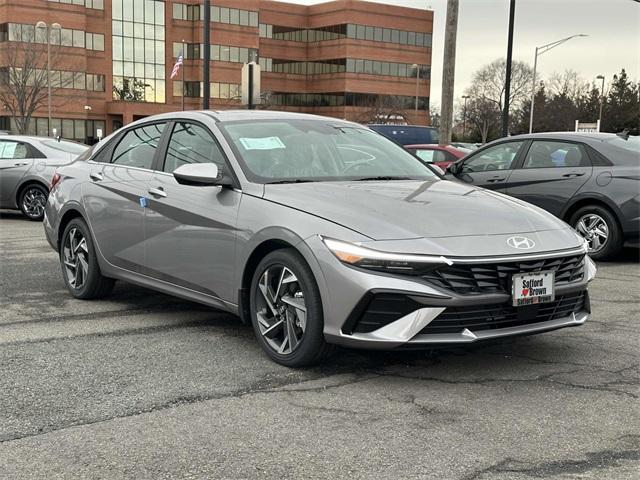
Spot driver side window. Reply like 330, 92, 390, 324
462, 141, 524, 173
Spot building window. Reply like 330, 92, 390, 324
112, 0, 165, 103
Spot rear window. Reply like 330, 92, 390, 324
42, 140, 89, 155
369, 125, 439, 145
604, 136, 640, 154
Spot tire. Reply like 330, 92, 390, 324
19, 184, 48, 221
570, 205, 623, 261
249, 248, 333, 367
60, 218, 115, 299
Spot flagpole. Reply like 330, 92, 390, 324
181, 39, 185, 111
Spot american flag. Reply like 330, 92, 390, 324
170, 51, 184, 79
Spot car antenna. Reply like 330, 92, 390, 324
616, 129, 629, 140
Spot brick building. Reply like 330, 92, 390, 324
0, 0, 433, 143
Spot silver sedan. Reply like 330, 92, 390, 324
0, 135, 88, 220
44, 111, 596, 367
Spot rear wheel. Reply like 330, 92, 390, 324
570, 205, 623, 261
19, 184, 48, 221
249, 249, 332, 367
60, 218, 114, 299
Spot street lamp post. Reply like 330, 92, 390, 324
528, 34, 587, 133
35, 21, 61, 137
596, 74, 605, 129
462, 95, 470, 138
412, 63, 420, 118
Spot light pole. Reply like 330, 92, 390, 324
528, 34, 587, 133
412, 63, 420, 118
35, 21, 61, 137
596, 74, 605, 129
462, 95, 470, 139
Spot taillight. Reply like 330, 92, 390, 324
50, 172, 61, 191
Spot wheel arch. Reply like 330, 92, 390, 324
563, 196, 623, 231
57, 208, 85, 250
237, 229, 327, 325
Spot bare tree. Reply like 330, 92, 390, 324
548, 69, 589, 102
470, 58, 533, 113
355, 95, 411, 124
465, 96, 501, 143
0, 31, 74, 134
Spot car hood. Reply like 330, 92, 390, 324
263, 179, 572, 241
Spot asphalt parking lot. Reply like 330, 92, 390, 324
0, 211, 638, 480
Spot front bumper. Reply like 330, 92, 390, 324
312, 234, 596, 349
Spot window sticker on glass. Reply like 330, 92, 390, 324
0, 142, 17, 159
239, 137, 286, 150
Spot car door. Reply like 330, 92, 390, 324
505, 140, 593, 217
82, 122, 167, 273
0, 140, 34, 208
143, 120, 242, 305
449, 141, 525, 191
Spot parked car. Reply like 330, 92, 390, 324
0, 136, 88, 220
44, 111, 595, 367
405, 144, 467, 169
368, 124, 439, 145
451, 142, 481, 151
445, 132, 640, 260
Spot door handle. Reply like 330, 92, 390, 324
148, 187, 167, 198
562, 172, 585, 178
487, 177, 506, 183
90, 172, 103, 182
13, 162, 29, 166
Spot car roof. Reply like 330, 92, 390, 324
502, 132, 623, 143
368, 124, 435, 129
127, 109, 365, 127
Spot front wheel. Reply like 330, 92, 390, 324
60, 218, 115, 299
570, 205, 623, 261
249, 249, 332, 367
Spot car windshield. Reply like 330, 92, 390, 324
605, 135, 640, 153
41, 139, 89, 155
220, 119, 439, 183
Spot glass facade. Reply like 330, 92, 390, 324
1, 23, 104, 51
173, 81, 241, 99
112, 0, 165, 103
270, 92, 429, 110
48, 0, 104, 9
262, 58, 430, 79
172, 3, 258, 27
172, 43, 258, 63
260, 23, 432, 48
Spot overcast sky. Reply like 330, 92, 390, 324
288, 0, 640, 109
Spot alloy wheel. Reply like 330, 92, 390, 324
22, 187, 46, 219
575, 213, 609, 254
255, 265, 307, 355
62, 227, 90, 290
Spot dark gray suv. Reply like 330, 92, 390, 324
446, 133, 640, 260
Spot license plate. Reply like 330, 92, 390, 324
512, 271, 555, 306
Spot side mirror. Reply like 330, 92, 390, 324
173, 163, 232, 187
447, 162, 462, 175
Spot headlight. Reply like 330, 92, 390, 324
321, 237, 452, 274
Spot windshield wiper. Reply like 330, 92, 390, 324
354, 176, 412, 181
266, 179, 316, 185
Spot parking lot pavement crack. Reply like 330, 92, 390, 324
0, 303, 200, 328
0, 371, 375, 444
371, 369, 639, 399
460, 434, 640, 479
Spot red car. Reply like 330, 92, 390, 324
405, 144, 468, 169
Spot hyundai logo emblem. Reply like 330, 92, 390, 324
507, 236, 536, 250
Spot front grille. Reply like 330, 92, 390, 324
422, 255, 585, 295
419, 291, 587, 335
